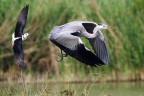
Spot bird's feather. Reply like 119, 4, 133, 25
88, 31, 109, 64
49, 21, 109, 66
13, 5, 29, 69
49, 30, 104, 66
13, 39, 26, 69
15, 5, 28, 37
82, 23, 96, 34
51, 40, 104, 66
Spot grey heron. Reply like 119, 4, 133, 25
12, 5, 29, 69
48, 21, 109, 67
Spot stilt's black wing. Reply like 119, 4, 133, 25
88, 31, 109, 64
13, 39, 25, 69
15, 5, 29, 38
13, 5, 29, 69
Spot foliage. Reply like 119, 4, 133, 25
0, 0, 144, 80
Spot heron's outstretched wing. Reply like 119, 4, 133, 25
49, 30, 104, 66
15, 5, 29, 37
13, 39, 26, 69
88, 31, 109, 64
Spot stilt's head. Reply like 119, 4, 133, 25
98, 23, 110, 29
24, 33, 29, 37
22, 33, 29, 40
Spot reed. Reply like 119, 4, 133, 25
0, 0, 144, 81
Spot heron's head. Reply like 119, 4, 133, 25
97, 23, 110, 29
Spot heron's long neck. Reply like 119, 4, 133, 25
87, 26, 99, 38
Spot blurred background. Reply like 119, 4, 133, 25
0, 0, 144, 82
0, 0, 144, 95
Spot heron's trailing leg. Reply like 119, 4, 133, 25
56, 49, 68, 61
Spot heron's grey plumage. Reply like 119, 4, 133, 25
49, 21, 109, 66
88, 31, 109, 64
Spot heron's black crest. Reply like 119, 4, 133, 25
82, 23, 96, 34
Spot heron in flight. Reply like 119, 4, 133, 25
12, 5, 29, 69
48, 21, 110, 67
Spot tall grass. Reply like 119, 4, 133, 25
0, 0, 144, 81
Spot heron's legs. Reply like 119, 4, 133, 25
56, 49, 68, 61
61, 49, 68, 57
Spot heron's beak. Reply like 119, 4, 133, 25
107, 26, 112, 30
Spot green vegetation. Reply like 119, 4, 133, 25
0, 0, 144, 81
0, 82, 144, 96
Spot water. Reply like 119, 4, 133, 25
55, 82, 144, 96
85, 82, 144, 96
0, 82, 144, 96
